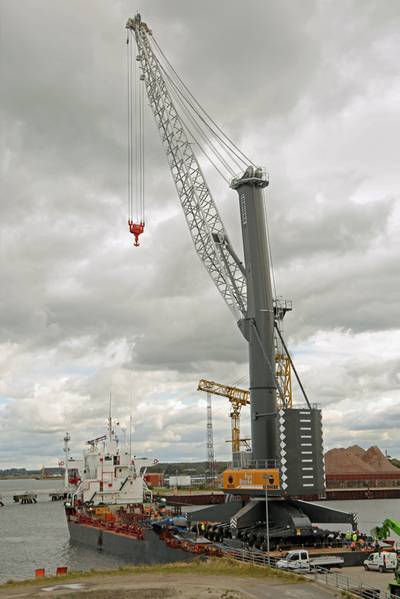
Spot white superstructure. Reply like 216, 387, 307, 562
72, 418, 157, 506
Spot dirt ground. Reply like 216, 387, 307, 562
0, 572, 340, 599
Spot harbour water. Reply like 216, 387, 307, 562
0, 479, 399, 583
0, 479, 132, 583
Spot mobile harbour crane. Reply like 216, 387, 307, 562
126, 13, 355, 546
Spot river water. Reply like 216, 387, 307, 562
0, 479, 399, 583
0, 479, 132, 583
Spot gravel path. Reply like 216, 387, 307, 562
0, 572, 340, 599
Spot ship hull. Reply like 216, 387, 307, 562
67, 520, 193, 564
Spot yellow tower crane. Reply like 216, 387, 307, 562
198, 366, 292, 457
275, 352, 293, 408
197, 379, 250, 453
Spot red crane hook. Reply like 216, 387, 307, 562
128, 220, 145, 247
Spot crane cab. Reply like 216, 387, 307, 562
223, 468, 281, 497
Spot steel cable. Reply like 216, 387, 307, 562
158, 61, 237, 179
150, 36, 255, 172
127, 33, 132, 220
164, 76, 232, 183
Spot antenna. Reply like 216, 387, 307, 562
63, 432, 71, 490
129, 391, 133, 459
108, 391, 112, 440
129, 414, 133, 458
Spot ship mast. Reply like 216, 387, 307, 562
63, 432, 70, 489
108, 392, 113, 441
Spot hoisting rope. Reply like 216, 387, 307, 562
126, 23, 258, 218
127, 24, 279, 324
151, 36, 255, 174
127, 32, 145, 247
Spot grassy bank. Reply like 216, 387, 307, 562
1, 557, 305, 589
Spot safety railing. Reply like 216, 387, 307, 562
310, 566, 396, 599
220, 547, 398, 599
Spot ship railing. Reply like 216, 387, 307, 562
245, 459, 280, 470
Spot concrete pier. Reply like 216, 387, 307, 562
13, 492, 37, 504
49, 491, 68, 501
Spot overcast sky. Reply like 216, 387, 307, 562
0, 0, 399, 469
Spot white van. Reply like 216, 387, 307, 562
363, 552, 397, 572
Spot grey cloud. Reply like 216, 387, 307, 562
0, 0, 399, 466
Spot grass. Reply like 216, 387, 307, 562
0, 557, 305, 589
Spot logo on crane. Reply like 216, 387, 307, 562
240, 193, 247, 225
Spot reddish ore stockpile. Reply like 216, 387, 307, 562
325, 446, 399, 475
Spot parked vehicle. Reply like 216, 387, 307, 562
388, 556, 400, 596
276, 549, 344, 571
363, 552, 397, 572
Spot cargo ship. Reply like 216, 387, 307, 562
63, 419, 372, 568
64, 418, 220, 563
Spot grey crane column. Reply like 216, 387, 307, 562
231, 167, 277, 464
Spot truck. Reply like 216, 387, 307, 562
363, 552, 397, 572
276, 549, 344, 571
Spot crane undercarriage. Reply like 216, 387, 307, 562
187, 497, 356, 552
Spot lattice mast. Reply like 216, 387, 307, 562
63, 432, 71, 490
206, 393, 216, 486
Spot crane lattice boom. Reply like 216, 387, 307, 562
126, 15, 247, 319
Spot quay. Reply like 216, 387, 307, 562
49, 491, 68, 501
13, 492, 37, 504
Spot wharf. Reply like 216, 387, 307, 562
160, 487, 400, 505
301, 488, 400, 500
49, 491, 68, 501
326, 487, 400, 500
13, 492, 37, 504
